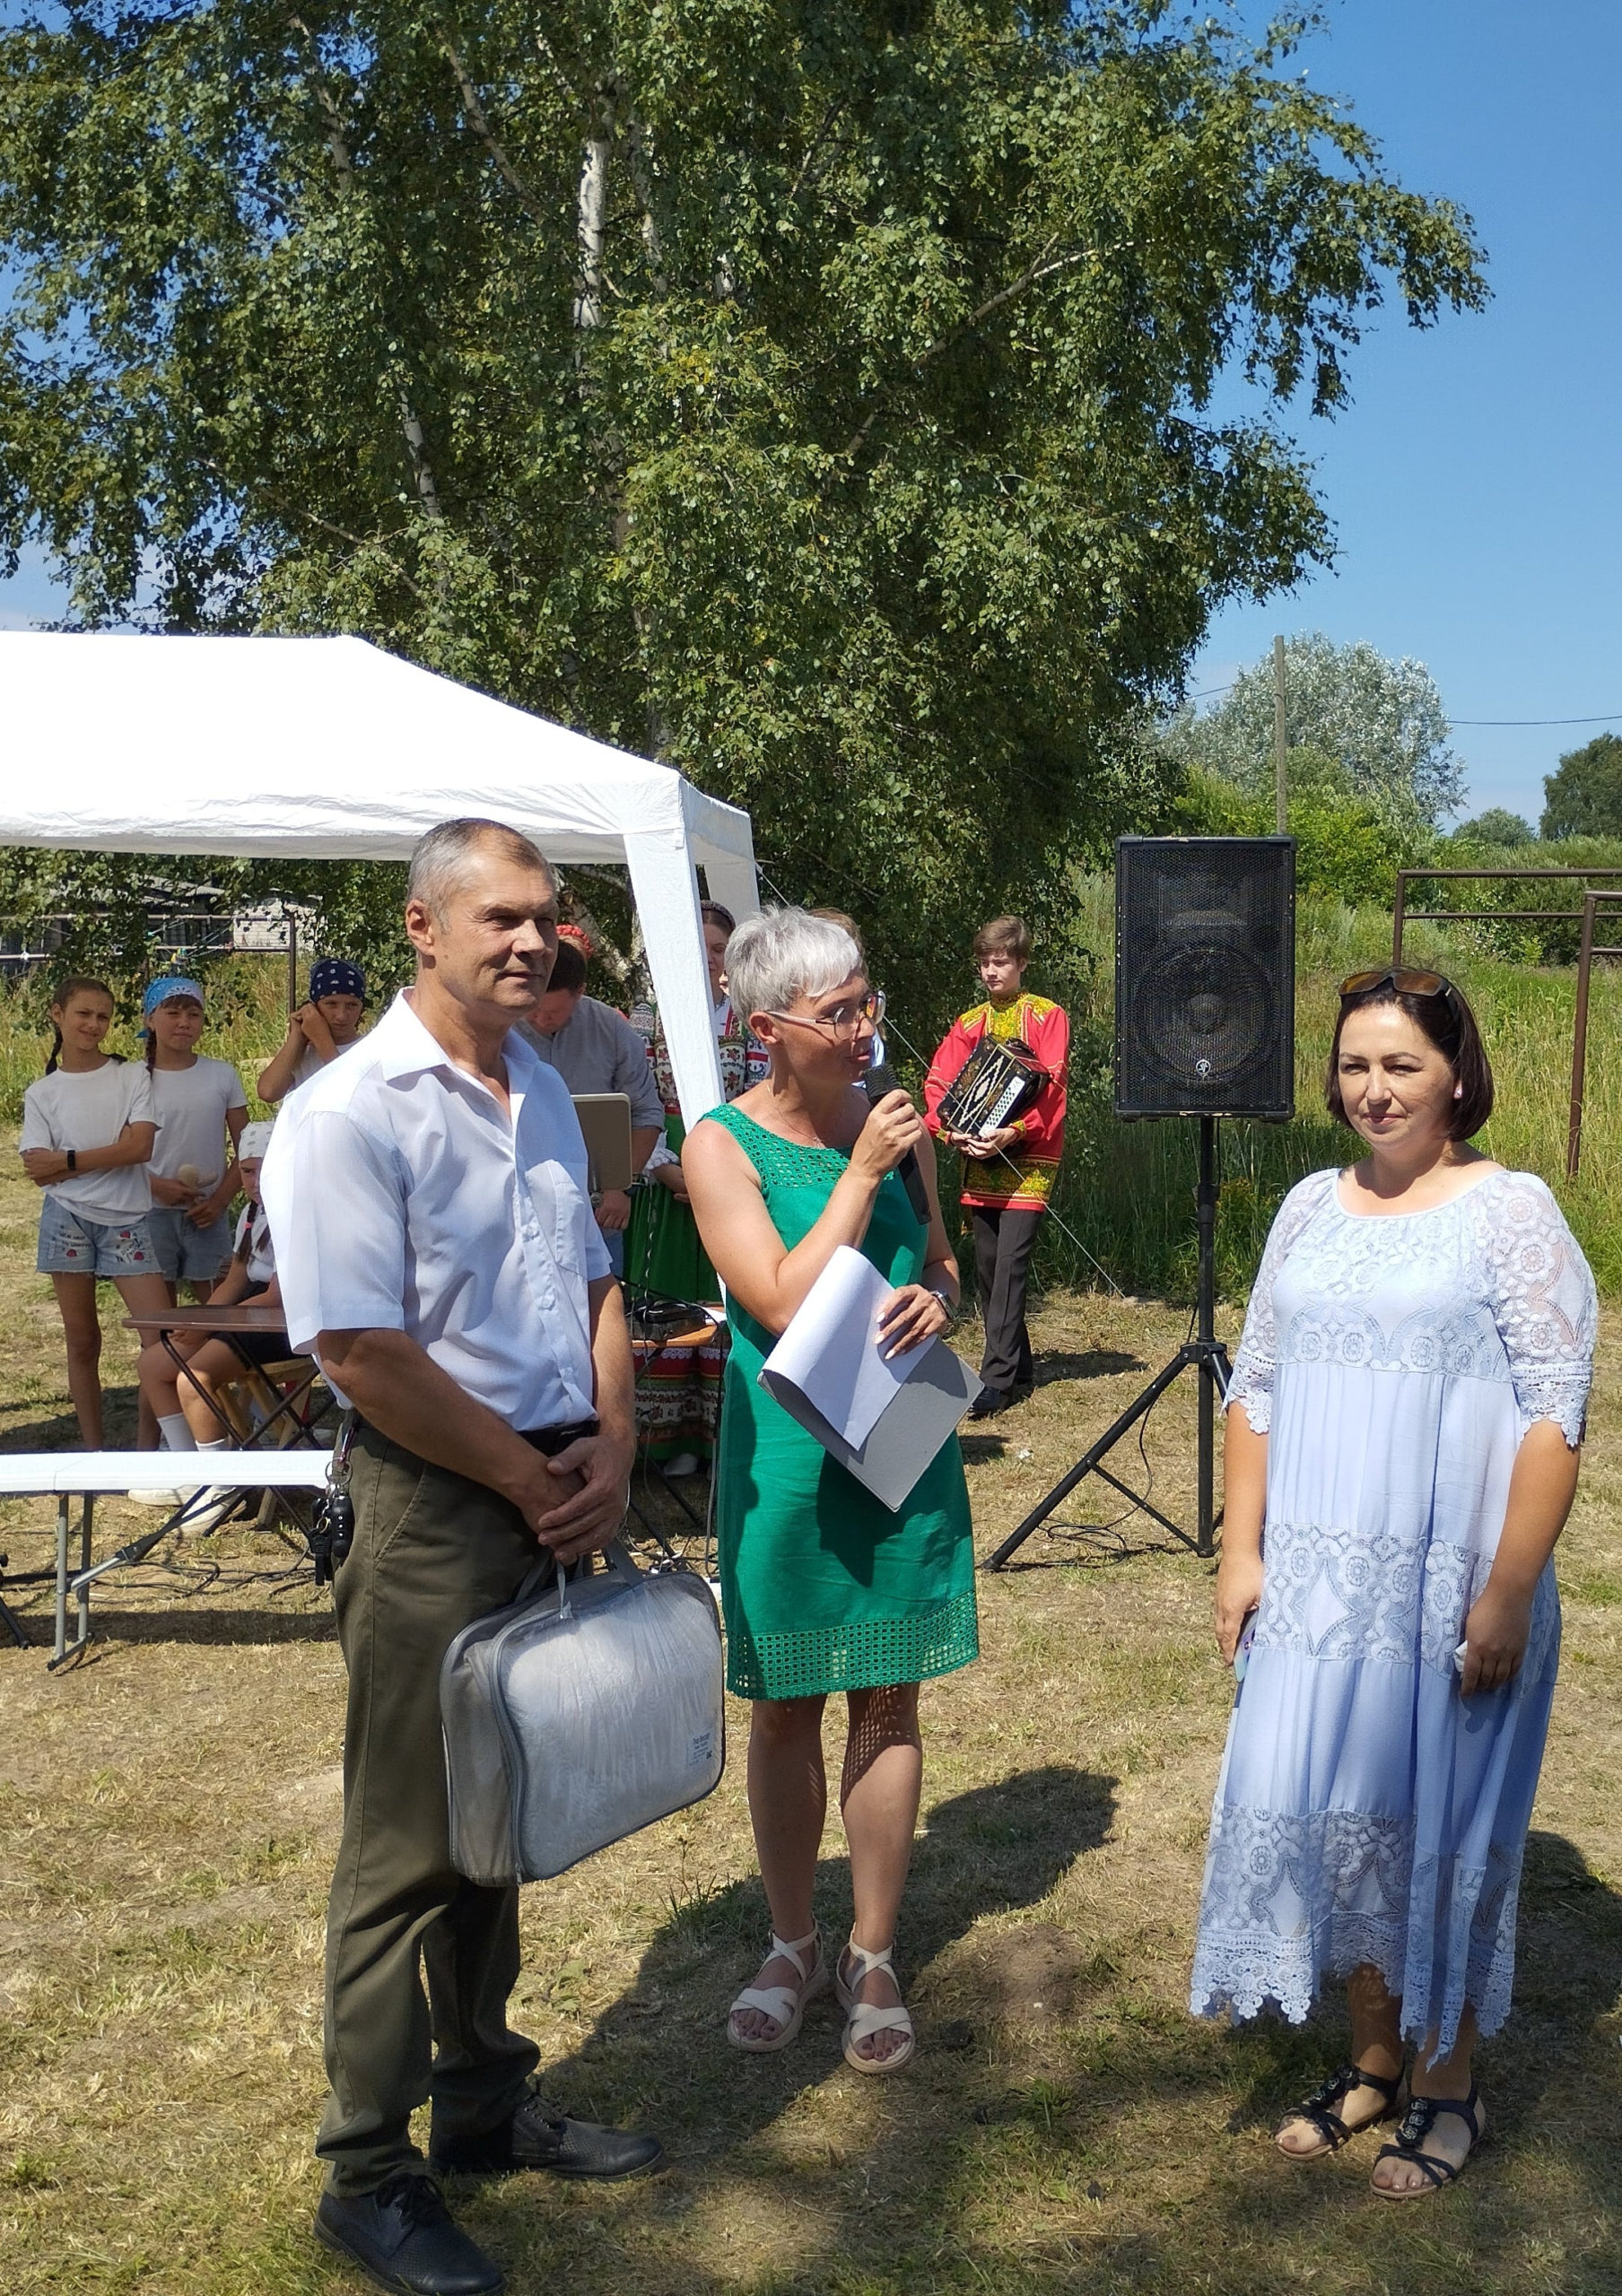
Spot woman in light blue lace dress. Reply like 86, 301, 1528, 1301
1193, 967, 1596, 2199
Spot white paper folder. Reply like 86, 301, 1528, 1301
758, 1246, 984, 1511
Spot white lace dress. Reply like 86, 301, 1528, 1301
1190, 1166, 1597, 2054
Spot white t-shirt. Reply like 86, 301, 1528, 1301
20, 1061, 158, 1222
233, 1203, 277, 1286
149, 1056, 249, 1189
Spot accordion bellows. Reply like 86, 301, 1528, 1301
440, 1543, 726, 1884
937, 1035, 1045, 1139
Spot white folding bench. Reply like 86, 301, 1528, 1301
0, 1453, 336, 1668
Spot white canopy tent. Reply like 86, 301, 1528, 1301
0, 631, 759, 1126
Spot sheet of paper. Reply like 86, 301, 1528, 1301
758, 1244, 911, 1449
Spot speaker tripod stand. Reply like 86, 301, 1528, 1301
983, 1117, 1231, 1568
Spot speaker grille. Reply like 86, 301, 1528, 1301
1114, 838, 1295, 1119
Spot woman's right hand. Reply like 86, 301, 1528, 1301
654, 1161, 691, 1203
1214, 1547, 1264, 1665
852, 1089, 925, 1182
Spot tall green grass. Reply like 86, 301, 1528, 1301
1029, 883, 1622, 1301
4, 900, 1618, 1300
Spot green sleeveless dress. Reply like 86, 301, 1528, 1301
704, 1103, 979, 1700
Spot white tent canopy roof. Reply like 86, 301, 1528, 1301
0, 631, 759, 1126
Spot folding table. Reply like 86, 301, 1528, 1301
123, 1304, 332, 1447
0, 1453, 336, 1668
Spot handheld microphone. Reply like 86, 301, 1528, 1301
862, 1059, 932, 1226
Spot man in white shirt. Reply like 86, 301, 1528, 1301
263, 818, 659, 2296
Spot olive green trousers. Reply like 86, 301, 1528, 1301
317, 1425, 540, 2196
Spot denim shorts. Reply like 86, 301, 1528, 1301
37, 1195, 160, 1278
144, 1205, 232, 1283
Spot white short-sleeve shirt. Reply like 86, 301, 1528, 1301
261, 990, 612, 1430
19, 1060, 157, 1222
149, 1056, 249, 1187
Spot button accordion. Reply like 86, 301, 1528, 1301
937, 1035, 1046, 1140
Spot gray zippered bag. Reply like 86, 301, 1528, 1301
440, 1541, 725, 1885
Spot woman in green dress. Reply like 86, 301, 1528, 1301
684, 909, 978, 2074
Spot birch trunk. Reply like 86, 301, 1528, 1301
574, 136, 609, 336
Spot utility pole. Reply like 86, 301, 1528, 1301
1272, 633, 1288, 832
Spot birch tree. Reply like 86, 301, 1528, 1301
0, 1, 1487, 1020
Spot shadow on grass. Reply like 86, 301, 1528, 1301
57, 1603, 338, 1648
0, 1408, 117, 1452
535, 1762, 1118, 2157
467, 1824, 1622, 2295
1031, 1348, 1148, 1386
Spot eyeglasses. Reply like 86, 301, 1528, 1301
1339, 966, 1455, 1003
768, 988, 886, 1039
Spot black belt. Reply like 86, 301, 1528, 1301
519, 1418, 598, 1457
355, 1416, 597, 1459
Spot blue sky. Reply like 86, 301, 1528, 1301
1191, 0, 1622, 826
3, 1, 1616, 826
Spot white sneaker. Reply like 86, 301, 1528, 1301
175, 1486, 244, 1535
126, 1484, 189, 1508
664, 1451, 702, 1479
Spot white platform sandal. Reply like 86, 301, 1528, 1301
726, 1926, 829, 2053
836, 1937, 916, 2074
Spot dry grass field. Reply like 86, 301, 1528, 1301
2, 1140, 1622, 2296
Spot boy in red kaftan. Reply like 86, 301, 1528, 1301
924, 916, 1068, 1419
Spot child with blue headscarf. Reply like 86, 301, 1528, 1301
257, 957, 369, 1104
142, 975, 249, 1300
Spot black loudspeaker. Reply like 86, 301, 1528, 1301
1114, 836, 1295, 1121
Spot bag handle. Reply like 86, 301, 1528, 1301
510, 1537, 641, 1619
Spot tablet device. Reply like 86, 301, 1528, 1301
571, 1093, 635, 1194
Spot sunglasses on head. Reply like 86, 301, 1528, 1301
1339, 966, 1455, 1003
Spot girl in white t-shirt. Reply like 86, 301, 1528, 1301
141, 975, 249, 1300
19, 975, 173, 1447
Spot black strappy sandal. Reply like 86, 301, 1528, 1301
1277, 2062, 1406, 2159
1372, 2085, 1486, 2197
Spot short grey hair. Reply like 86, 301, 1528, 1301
725, 907, 861, 1026
407, 818, 554, 917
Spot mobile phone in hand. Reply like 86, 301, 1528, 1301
1233, 1611, 1259, 1684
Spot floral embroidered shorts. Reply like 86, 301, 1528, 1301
37, 1196, 158, 1278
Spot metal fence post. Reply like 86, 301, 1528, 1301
1568, 891, 1598, 1181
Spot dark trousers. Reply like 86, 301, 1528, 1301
971, 1205, 1043, 1396
318, 1425, 541, 2196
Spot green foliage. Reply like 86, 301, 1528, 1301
0, 849, 412, 1002
1165, 632, 1463, 827
1454, 806, 1534, 847
1414, 834, 1622, 964
0, 0, 1486, 1037
1169, 759, 1427, 908
1541, 734, 1622, 841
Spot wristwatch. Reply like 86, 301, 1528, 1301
65, 1149, 77, 1173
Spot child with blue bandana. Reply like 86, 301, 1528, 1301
257, 957, 369, 1103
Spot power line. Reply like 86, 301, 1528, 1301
1452, 713, 1622, 727
1182, 683, 1622, 727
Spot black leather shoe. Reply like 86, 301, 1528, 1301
430, 2084, 667, 2181
968, 1389, 1013, 1421
315, 2172, 502, 2295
